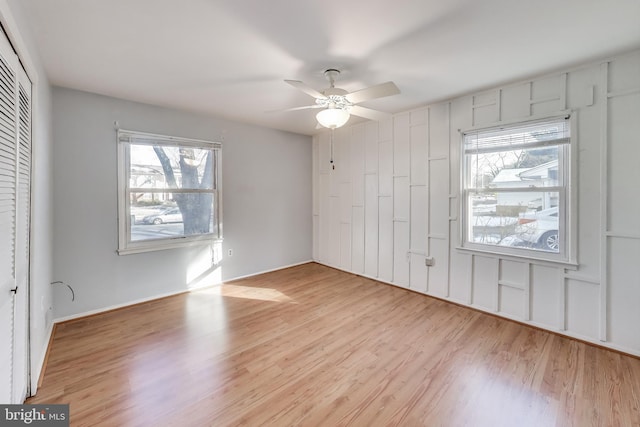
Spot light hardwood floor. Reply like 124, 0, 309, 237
28, 263, 640, 426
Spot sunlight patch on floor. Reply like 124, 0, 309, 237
218, 283, 297, 303
453, 365, 557, 426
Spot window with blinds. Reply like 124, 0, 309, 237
461, 116, 572, 260
117, 130, 222, 254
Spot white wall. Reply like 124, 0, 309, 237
313, 49, 640, 356
52, 88, 312, 319
1, 0, 54, 394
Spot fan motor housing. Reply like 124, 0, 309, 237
323, 87, 348, 96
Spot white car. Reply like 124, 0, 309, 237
513, 207, 559, 251
141, 207, 183, 225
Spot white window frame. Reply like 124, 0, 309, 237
117, 129, 222, 255
459, 114, 576, 265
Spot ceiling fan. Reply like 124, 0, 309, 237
283, 69, 400, 129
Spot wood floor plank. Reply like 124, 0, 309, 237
27, 263, 640, 426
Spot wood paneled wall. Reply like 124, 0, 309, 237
313, 49, 640, 356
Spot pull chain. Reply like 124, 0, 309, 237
330, 129, 335, 170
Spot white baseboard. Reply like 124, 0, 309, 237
225, 260, 314, 283
29, 320, 54, 397
53, 288, 190, 324
53, 260, 314, 324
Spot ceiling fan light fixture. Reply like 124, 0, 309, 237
316, 108, 350, 129
283, 69, 399, 131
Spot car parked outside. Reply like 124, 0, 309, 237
141, 207, 183, 225
513, 206, 559, 251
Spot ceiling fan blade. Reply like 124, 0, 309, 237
266, 104, 323, 113
345, 81, 400, 104
349, 105, 392, 122
285, 80, 327, 99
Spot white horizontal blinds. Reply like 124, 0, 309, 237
118, 131, 222, 149
464, 117, 570, 155
0, 50, 16, 280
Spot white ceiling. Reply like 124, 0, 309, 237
18, 0, 640, 136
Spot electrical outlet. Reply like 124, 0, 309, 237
227, 249, 233, 257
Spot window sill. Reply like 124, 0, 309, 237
118, 236, 223, 255
455, 246, 578, 270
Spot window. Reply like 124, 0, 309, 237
461, 116, 572, 261
117, 130, 222, 254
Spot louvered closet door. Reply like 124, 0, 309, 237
13, 66, 31, 403
0, 27, 31, 404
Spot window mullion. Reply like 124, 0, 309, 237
469, 186, 564, 193
129, 188, 215, 194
